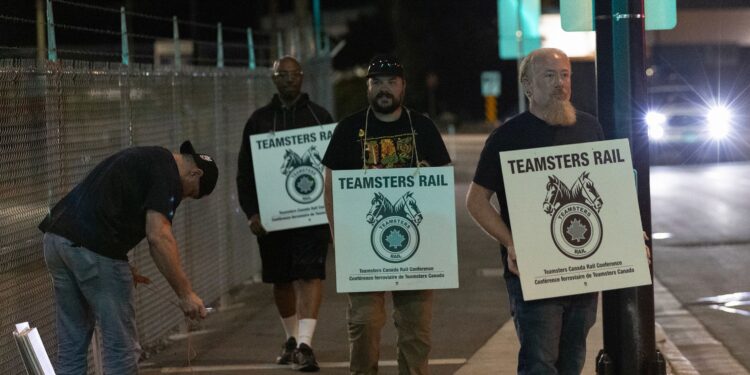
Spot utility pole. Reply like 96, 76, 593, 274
594, 0, 661, 373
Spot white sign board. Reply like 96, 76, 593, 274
481, 71, 502, 97
500, 138, 651, 300
250, 124, 336, 231
332, 167, 459, 293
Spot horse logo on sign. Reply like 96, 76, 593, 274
542, 172, 604, 259
366, 192, 422, 263
280, 145, 324, 204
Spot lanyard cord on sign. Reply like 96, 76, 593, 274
272, 103, 323, 134
360, 106, 421, 173
272, 111, 279, 135
306, 103, 323, 126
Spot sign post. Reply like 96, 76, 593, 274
561, 0, 677, 32
497, 0, 540, 113
481, 71, 502, 125
560, 0, 674, 373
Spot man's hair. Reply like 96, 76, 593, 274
518, 48, 569, 92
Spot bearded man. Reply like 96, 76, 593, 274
466, 48, 604, 374
322, 55, 451, 375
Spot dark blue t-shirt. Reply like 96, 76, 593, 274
39, 147, 182, 260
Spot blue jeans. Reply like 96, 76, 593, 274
43, 233, 140, 375
506, 276, 597, 375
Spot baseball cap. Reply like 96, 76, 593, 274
179, 140, 219, 198
366, 55, 404, 78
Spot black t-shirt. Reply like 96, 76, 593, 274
472, 111, 604, 276
39, 147, 182, 260
323, 108, 451, 170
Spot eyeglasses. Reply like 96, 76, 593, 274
273, 71, 304, 79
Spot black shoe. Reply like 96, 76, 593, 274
292, 343, 319, 372
276, 337, 297, 365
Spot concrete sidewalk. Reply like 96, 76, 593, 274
454, 278, 674, 375
139, 276, 746, 374
137, 175, 748, 375
455, 278, 746, 375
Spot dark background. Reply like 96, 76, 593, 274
2, 0, 749, 123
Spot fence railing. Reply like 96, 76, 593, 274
0, 0, 327, 67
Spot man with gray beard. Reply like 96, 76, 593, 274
466, 48, 604, 374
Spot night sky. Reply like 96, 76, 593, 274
1, 0, 748, 120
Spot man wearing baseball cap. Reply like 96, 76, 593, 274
322, 55, 451, 374
39, 140, 218, 374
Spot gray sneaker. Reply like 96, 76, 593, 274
276, 337, 297, 365
292, 343, 320, 372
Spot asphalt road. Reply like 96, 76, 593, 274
651, 161, 750, 372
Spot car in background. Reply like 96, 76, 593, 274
645, 84, 732, 143
645, 84, 745, 164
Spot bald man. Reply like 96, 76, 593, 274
466, 48, 604, 374
237, 56, 333, 372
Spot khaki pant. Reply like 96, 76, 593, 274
347, 290, 433, 375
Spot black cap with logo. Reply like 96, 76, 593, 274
366, 55, 404, 78
179, 140, 219, 198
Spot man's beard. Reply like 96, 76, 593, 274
537, 99, 577, 126
369, 92, 402, 114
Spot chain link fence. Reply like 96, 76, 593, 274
1, 1, 335, 373
0, 54, 333, 375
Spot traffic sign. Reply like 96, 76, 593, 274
497, 0, 541, 59
481, 71, 502, 97
561, 0, 676, 32
645, 0, 677, 30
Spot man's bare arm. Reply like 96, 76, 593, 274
145, 210, 206, 319
465, 182, 519, 275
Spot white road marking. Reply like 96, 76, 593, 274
158, 358, 467, 373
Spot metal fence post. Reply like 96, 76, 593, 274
217, 22, 224, 68
247, 28, 256, 70
45, 0, 57, 61
213, 55, 229, 300
595, 0, 659, 373
173, 16, 181, 70
276, 31, 284, 59
120, 7, 129, 66
312, 0, 322, 55
172, 16, 183, 142
119, 7, 132, 148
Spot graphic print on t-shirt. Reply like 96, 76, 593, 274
362, 133, 415, 168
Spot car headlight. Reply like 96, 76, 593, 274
645, 111, 666, 140
645, 111, 666, 127
648, 124, 665, 140
707, 106, 732, 139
